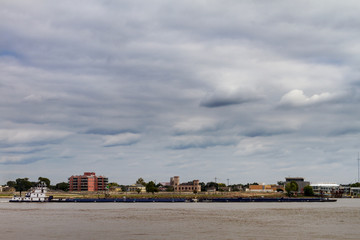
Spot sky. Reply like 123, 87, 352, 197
1, 0, 360, 185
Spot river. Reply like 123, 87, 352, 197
0, 198, 359, 239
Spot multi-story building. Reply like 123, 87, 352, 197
170, 176, 201, 192
68, 172, 108, 191
285, 177, 310, 193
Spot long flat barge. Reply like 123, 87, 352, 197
46, 197, 336, 203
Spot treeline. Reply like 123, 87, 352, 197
5, 177, 69, 193
109, 178, 263, 193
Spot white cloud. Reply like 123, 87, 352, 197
23, 94, 44, 102
103, 133, 141, 147
235, 138, 272, 156
279, 89, 337, 107
173, 117, 218, 134
0, 129, 71, 146
0, 156, 24, 164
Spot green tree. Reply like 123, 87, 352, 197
146, 181, 158, 193
38, 177, 51, 187
136, 178, 147, 186
55, 182, 69, 191
107, 182, 119, 188
277, 181, 285, 186
15, 178, 33, 196
303, 185, 314, 196
285, 181, 299, 197
350, 182, 360, 187
205, 182, 219, 191
136, 188, 141, 194
200, 182, 206, 191
6, 181, 16, 188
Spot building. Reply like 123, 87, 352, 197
350, 187, 360, 196
68, 172, 108, 191
285, 177, 310, 193
247, 184, 275, 192
310, 183, 340, 194
127, 184, 146, 193
109, 186, 123, 192
170, 176, 201, 192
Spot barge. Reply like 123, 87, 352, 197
46, 197, 337, 203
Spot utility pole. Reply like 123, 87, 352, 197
358, 153, 360, 182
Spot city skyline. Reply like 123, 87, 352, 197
1, 1, 360, 185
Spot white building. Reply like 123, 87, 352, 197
350, 187, 360, 196
310, 183, 339, 194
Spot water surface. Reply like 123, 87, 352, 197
1, 199, 359, 239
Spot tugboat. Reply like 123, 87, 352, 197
10, 182, 49, 202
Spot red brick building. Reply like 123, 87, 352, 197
68, 172, 108, 191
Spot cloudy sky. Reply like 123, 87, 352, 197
1, 0, 360, 185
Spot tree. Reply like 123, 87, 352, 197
205, 182, 219, 191
200, 182, 206, 191
55, 182, 69, 191
15, 178, 33, 196
277, 181, 285, 186
146, 181, 158, 193
285, 181, 299, 197
38, 177, 51, 187
6, 181, 16, 188
119, 185, 127, 192
136, 178, 147, 186
136, 188, 141, 194
303, 185, 314, 196
107, 182, 120, 188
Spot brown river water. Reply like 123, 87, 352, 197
0, 198, 359, 240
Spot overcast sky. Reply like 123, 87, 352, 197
1, 0, 360, 185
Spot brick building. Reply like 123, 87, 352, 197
170, 176, 201, 192
68, 172, 108, 191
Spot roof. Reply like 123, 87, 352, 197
310, 183, 339, 187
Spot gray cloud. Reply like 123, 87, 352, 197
1, 1, 360, 184
169, 136, 236, 150
200, 91, 260, 108
242, 128, 295, 138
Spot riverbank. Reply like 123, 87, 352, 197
2, 190, 286, 199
